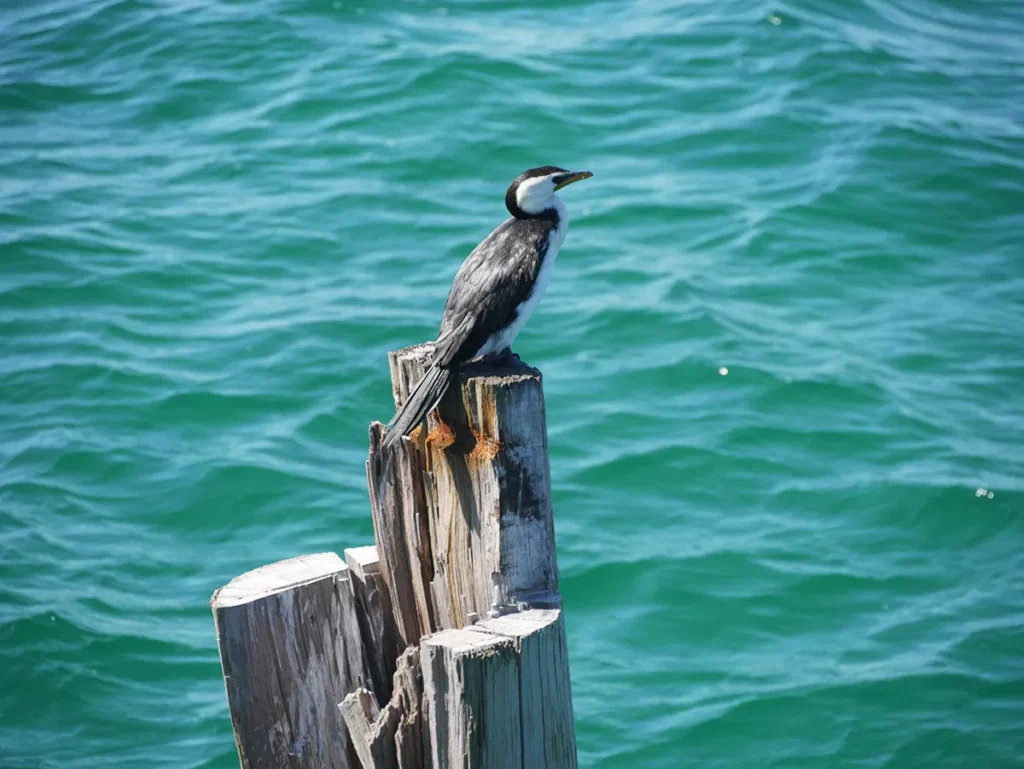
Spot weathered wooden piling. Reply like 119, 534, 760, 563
213, 344, 578, 769
211, 553, 370, 769
376, 344, 561, 629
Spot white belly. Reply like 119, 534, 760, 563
477, 207, 567, 356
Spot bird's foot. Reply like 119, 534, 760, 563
497, 349, 523, 367
477, 348, 518, 365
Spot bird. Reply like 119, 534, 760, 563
382, 165, 592, 449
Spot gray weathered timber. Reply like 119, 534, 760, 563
366, 425, 435, 647
344, 546, 400, 705
213, 344, 579, 769
391, 647, 427, 769
421, 627, 522, 769
387, 343, 560, 628
211, 553, 369, 769
339, 689, 381, 769
420, 609, 576, 769
340, 647, 425, 769
477, 610, 578, 769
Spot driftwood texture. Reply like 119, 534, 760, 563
422, 627, 521, 769
344, 546, 400, 705
211, 553, 370, 769
366, 425, 435, 649
370, 343, 560, 634
339, 647, 426, 769
213, 344, 579, 769
421, 609, 577, 769
476, 610, 578, 769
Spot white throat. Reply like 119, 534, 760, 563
515, 174, 561, 215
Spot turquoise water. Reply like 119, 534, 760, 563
2, 0, 1023, 766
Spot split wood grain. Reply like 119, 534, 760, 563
366, 424, 436, 647
339, 647, 425, 769
421, 627, 522, 769
477, 609, 578, 769
385, 343, 560, 629
344, 546, 400, 705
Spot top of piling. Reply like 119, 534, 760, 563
211, 552, 347, 608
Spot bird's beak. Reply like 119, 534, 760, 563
553, 170, 593, 191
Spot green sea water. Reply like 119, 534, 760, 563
2, 0, 1023, 766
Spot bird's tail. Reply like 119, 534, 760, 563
382, 365, 453, 450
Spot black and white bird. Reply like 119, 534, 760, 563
383, 165, 592, 449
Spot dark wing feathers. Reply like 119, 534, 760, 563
432, 314, 474, 368
431, 217, 556, 367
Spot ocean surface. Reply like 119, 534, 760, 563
2, 0, 1023, 766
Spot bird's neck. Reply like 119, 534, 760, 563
509, 195, 565, 223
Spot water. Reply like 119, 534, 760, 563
2, 0, 1023, 766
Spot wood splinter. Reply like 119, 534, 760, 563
339, 647, 425, 769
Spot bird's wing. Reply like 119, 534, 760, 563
432, 314, 475, 367
431, 217, 554, 367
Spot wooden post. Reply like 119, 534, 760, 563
360, 346, 578, 768
370, 343, 560, 633
212, 343, 579, 769
421, 609, 577, 769
211, 553, 370, 769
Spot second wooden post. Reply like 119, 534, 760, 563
362, 343, 577, 769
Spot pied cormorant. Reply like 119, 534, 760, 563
383, 165, 592, 448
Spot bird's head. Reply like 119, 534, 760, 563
505, 166, 592, 219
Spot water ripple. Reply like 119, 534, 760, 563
3, 0, 1024, 766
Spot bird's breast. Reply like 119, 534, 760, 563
479, 215, 566, 356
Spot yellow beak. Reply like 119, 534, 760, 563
553, 170, 593, 191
